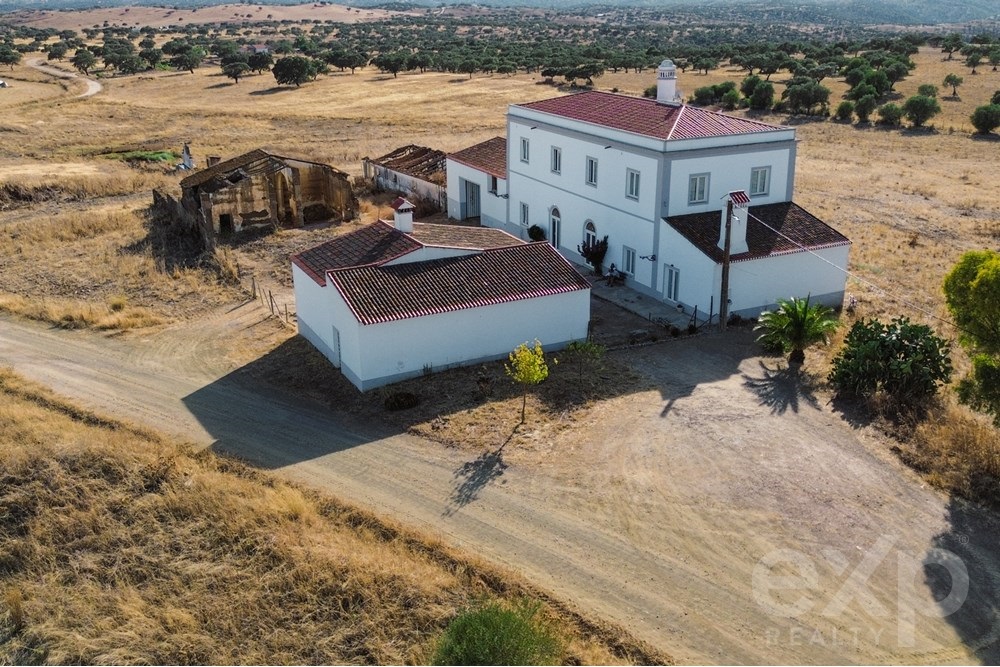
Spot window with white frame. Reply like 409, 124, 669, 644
688, 173, 709, 204
520, 137, 530, 163
583, 221, 597, 247
622, 246, 636, 276
550, 146, 562, 174
750, 166, 770, 196
519, 202, 529, 226
626, 168, 640, 200
488, 175, 498, 194
585, 156, 598, 186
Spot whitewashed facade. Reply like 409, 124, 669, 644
448, 61, 850, 320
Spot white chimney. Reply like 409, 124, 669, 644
718, 191, 750, 255
656, 59, 681, 106
391, 196, 414, 233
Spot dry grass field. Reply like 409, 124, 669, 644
5, 3, 401, 32
0, 366, 657, 665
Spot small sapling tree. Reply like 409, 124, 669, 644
505, 340, 549, 425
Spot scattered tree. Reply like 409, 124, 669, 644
854, 94, 878, 123
971, 104, 1000, 135
71, 48, 96, 74
828, 317, 952, 408
943, 250, 1000, 425
902, 94, 941, 128
171, 47, 205, 73
247, 51, 273, 73
222, 61, 250, 83
505, 340, 549, 424
754, 296, 839, 364
748, 81, 774, 111
966, 53, 982, 74
941, 33, 963, 60
272, 55, 316, 86
46, 42, 68, 61
0, 46, 23, 70
917, 83, 938, 98
943, 73, 963, 97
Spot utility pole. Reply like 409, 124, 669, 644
719, 197, 733, 332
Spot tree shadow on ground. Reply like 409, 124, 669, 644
445, 445, 510, 516
249, 86, 294, 95
205, 82, 234, 89
928, 495, 1000, 663
742, 360, 820, 415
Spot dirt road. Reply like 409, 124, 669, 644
25, 57, 102, 98
1, 308, 997, 664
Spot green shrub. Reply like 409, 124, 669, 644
828, 317, 952, 407
527, 224, 546, 242
431, 600, 563, 666
835, 100, 855, 122
877, 102, 903, 126
970, 104, 1000, 135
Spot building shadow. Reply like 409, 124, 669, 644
183, 337, 405, 469
742, 360, 820, 415
928, 496, 1000, 663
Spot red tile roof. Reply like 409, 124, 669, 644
408, 223, 520, 249
448, 137, 507, 179
516, 91, 788, 141
291, 221, 420, 285
328, 243, 591, 325
180, 149, 346, 189
665, 202, 850, 263
291, 221, 524, 285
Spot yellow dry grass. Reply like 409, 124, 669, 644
0, 367, 659, 665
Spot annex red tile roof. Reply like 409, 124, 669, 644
515, 91, 788, 141
291, 221, 420, 285
448, 137, 507, 179
408, 222, 519, 250
291, 221, 524, 285
665, 202, 851, 263
328, 243, 591, 325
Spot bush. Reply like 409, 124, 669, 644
835, 100, 855, 122
902, 94, 941, 127
877, 102, 903, 126
384, 391, 419, 411
749, 81, 774, 111
720, 88, 741, 110
577, 234, 608, 276
642, 84, 657, 98
828, 317, 952, 408
527, 224, 546, 242
431, 600, 563, 666
854, 94, 878, 123
970, 104, 1000, 134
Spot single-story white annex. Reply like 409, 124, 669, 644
291, 199, 591, 390
362, 145, 447, 209
446, 136, 509, 231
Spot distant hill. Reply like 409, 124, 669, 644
1, 0, 998, 25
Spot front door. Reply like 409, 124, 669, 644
663, 264, 680, 302
463, 179, 481, 219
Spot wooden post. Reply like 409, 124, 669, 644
251, 275, 257, 299
719, 198, 733, 332
268, 290, 275, 316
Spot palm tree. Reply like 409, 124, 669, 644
754, 295, 839, 364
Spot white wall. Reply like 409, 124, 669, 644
507, 118, 661, 291
664, 147, 792, 218
331, 288, 591, 390
375, 168, 446, 208
728, 245, 850, 316
658, 226, 850, 320
292, 264, 338, 364
446, 158, 509, 231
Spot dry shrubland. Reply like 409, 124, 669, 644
0, 368, 654, 665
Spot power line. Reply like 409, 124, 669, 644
741, 207, 962, 332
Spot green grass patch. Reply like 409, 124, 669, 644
102, 150, 179, 163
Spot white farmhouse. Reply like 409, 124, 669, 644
447, 60, 850, 319
291, 198, 591, 390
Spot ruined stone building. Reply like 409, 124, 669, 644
179, 149, 356, 246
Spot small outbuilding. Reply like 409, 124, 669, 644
180, 149, 355, 246
362, 145, 447, 210
446, 136, 508, 230
292, 198, 591, 390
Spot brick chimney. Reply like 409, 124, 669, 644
719, 191, 750, 255
391, 196, 414, 233
656, 59, 681, 106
